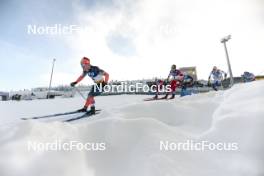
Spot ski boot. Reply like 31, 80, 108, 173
153, 95, 158, 99
77, 106, 88, 112
170, 94, 175, 99
90, 106, 96, 115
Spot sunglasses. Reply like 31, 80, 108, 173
81, 63, 90, 68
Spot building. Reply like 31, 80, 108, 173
255, 75, 264, 81
0, 92, 9, 101
179, 66, 198, 81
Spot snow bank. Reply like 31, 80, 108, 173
0, 81, 263, 176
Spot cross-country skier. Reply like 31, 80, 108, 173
241, 71, 255, 82
70, 57, 109, 114
180, 73, 194, 97
153, 78, 164, 99
162, 64, 184, 99
208, 66, 227, 91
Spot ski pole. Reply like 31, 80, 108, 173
73, 87, 86, 100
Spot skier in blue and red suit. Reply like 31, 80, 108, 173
70, 57, 109, 114
162, 64, 184, 99
180, 73, 194, 97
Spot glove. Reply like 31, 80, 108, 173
70, 81, 77, 87
102, 81, 107, 87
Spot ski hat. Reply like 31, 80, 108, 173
81, 57, 90, 66
171, 64, 176, 70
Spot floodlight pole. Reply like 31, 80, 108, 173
47, 58, 56, 99
221, 35, 234, 87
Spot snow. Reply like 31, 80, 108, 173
0, 81, 263, 176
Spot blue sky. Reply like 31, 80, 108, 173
0, 0, 76, 90
1, 0, 264, 91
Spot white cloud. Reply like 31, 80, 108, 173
63, 0, 264, 83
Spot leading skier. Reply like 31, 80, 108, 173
70, 57, 109, 114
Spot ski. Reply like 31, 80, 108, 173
64, 110, 101, 122
143, 98, 156, 101
21, 110, 81, 120
143, 97, 168, 101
